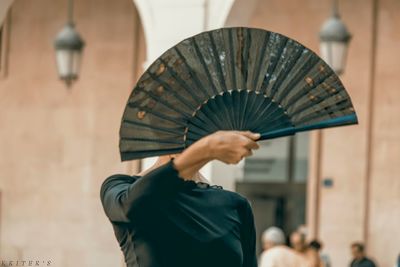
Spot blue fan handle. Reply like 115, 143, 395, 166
259, 114, 358, 140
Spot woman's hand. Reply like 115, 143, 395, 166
173, 130, 260, 179
206, 131, 260, 164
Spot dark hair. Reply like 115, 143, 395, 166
309, 240, 322, 250
351, 242, 365, 252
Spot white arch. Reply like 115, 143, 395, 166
133, 0, 235, 67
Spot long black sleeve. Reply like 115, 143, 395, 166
100, 160, 184, 223
240, 198, 258, 267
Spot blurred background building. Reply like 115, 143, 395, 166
0, 0, 399, 266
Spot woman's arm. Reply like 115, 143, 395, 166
174, 131, 260, 179
100, 159, 184, 223
100, 131, 260, 223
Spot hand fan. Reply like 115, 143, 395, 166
119, 27, 358, 161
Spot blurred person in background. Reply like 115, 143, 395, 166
350, 242, 377, 267
290, 230, 307, 254
259, 226, 310, 267
307, 240, 331, 267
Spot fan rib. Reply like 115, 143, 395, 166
261, 120, 293, 133
121, 136, 184, 145
242, 92, 259, 129
268, 43, 304, 100
256, 105, 291, 129
132, 87, 192, 119
185, 120, 212, 136
208, 32, 227, 92
232, 91, 241, 129
225, 90, 238, 129
294, 99, 351, 125
228, 29, 237, 90
186, 130, 208, 142
253, 32, 270, 91
200, 103, 229, 131
287, 78, 346, 119
215, 95, 235, 130
238, 31, 253, 129
158, 58, 203, 104
289, 88, 344, 117
251, 97, 292, 127
246, 99, 279, 130
265, 38, 290, 98
244, 95, 272, 127
285, 72, 334, 109
122, 119, 183, 136
147, 72, 197, 111
191, 38, 219, 95
238, 90, 249, 130
126, 104, 187, 127
260, 37, 289, 94
172, 48, 210, 100
237, 28, 246, 89
242, 28, 251, 89
275, 54, 320, 103
189, 112, 221, 133
259, 113, 293, 131
121, 148, 184, 161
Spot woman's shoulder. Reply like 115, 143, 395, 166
102, 173, 137, 185
100, 173, 138, 197
216, 188, 252, 209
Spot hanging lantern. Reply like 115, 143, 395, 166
319, 0, 351, 75
54, 0, 85, 87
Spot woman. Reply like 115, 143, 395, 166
100, 130, 260, 267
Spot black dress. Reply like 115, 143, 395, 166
100, 160, 258, 267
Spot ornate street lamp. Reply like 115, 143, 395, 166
319, 0, 351, 75
54, 0, 85, 87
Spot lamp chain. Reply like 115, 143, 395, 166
68, 0, 74, 25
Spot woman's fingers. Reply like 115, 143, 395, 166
238, 131, 261, 141
231, 148, 253, 164
207, 130, 260, 164
245, 140, 260, 150
224, 148, 255, 164
238, 135, 260, 150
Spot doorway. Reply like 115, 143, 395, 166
236, 181, 306, 254
237, 133, 309, 254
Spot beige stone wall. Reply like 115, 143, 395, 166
367, 0, 400, 264
1, 0, 399, 267
249, 0, 400, 267
0, 0, 144, 266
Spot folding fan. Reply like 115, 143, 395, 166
119, 27, 358, 161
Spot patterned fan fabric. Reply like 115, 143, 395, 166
119, 27, 358, 161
